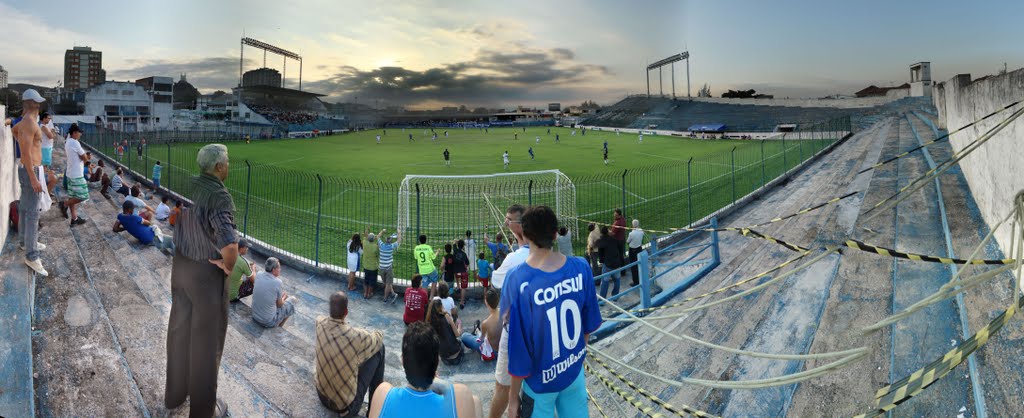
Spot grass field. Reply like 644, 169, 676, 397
86, 126, 840, 282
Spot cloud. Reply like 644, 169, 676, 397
305, 46, 613, 107
106, 57, 256, 92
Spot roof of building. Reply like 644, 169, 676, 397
235, 85, 324, 98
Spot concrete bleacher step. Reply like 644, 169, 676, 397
0, 236, 35, 418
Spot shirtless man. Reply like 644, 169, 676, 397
13, 89, 49, 276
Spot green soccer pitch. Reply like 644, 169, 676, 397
88, 125, 839, 280
172, 126, 766, 180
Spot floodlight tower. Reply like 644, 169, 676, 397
646, 51, 690, 100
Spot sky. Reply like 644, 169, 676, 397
2, 0, 1022, 109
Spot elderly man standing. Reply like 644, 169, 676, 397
13, 89, 49, 276
315, 291, 385, 417
626, 219, 645, 286
165, 144, 238, 418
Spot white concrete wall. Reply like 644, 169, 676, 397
688, 95, 899, 109
932, 68, 1024, 255
1, 105, 20, 248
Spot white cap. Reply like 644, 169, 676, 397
22, 89, 45, 103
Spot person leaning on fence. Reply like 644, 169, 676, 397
414, 234, 441, 298
597, 226, 624, 298
363, 228, 380, 300
165, 143, 238, 417
454, 239, 471, 309
627, 219, 645, 286
228, 238, 256, 303
378, 229, 401, 303
315, 291, 386, 417
585, 223, 601, 277
611, 208, 627, 256
504, 205, 601, 418
556, 226, 572, 257
347, 234, 363, 291
368, 321, 483, 418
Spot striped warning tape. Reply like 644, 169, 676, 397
844, 239, 1017, 265
589, 355, 719, 417
587, 388, 610, 418
630, 248, 815, 313
739, 228, 810, 253
857, 98, 1024, 174
853, 295, 1024, 418
586, 362, 667, 418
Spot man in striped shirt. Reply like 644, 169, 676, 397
165, 144, 238, 418
377, 229, 401, 303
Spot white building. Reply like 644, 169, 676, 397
910, 62, 932, 97
83, 80, 172, 131
0, 65, 8, 89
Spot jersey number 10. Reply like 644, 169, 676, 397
545, 299, 582, 359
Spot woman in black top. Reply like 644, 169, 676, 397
426, 299, 464, 365
597, 226, 624, 298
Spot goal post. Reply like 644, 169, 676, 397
398, 170, 577, 248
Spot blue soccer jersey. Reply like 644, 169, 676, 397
507, 256, 602, 393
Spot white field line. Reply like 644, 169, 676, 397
305, 188, 349, 212
601, 180, 648, 202
635, 152, 687, 162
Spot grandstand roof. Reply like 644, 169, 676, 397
688, 123, 727, 132
235, 85, 325, 98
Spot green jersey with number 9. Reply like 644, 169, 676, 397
413, 244, 436, 274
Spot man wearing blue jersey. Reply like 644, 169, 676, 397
504, 206, 601, 418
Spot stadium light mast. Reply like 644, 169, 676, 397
646, 51, 690, 100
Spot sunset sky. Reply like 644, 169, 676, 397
2, 0, 1021, 109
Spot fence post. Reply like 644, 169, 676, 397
528, 180, 533, 205
730, 146, 737, 205
166, 142, 171, 189
315, 174, 323, 267
686, 157, 693, 226
621, 169, 628, 217
782, 135, 787, 169
760, 139, 766, 187
639, 250, 652, 310
415, 183, 421, 239
243, 160, 251, 236
799, 137, 804, 162
710, 217, 720, 263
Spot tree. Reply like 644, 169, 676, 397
698, 83, 712, 98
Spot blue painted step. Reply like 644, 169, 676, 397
0, 236, 35, 418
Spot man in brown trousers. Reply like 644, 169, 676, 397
165, 143, 238, 417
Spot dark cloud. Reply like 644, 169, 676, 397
306, 47, 612, 107
107, 57, 256, 92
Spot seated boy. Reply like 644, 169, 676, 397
112, 201, 174, 253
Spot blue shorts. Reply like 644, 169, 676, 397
421, 270, 439, 286
521, 369, 588, 418
41, 147, 53, 166
153, 177, 161, 188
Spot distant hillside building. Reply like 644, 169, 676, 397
243, 68, 282, 88
0, 65, 8, 89
84, 80, 172, 131
854, 83, 910, 98
909, 62, 932, 97
64, 46, 105, 89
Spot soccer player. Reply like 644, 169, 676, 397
547, 128, 550, 134
505, 205, 601, 418
408, 133, 414, 142
603, 140, 608, 152
432, 133, 438, 141
571, 129, 576, 136
443, 148, 451, 167
528, 147, 534, 160
514, 133, 518, 141
638, 133, 643, 143
503, 151, 510, 170
535, 136, 540, 144
555, 134, 559, 143
444, 130, 449, 138
376, 134, 381, 144
603, 148, 609, 165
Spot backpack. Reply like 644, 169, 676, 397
494, 244, 509, 268
8, 200, 18, 232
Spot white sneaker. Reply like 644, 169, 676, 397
19, 242, 46, 251
25, 258, 49, 277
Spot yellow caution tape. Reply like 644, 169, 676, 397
844, 239, 1017, 265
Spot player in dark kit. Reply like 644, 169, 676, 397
443, 148, 451, 166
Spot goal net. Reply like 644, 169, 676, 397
398, 170, 577, 249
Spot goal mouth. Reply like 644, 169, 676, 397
397, 170, 578, 246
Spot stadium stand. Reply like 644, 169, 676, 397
583, 96, 932, 132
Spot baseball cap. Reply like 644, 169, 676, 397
22, 89, 45, 103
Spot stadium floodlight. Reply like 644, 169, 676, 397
646, 51, 690, 100
239, 37, 303, 90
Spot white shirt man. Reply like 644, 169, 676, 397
502, 151, 510, 169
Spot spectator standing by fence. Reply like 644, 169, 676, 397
347, 234, 363, 291
597, 226, 624, 298
378, 230, 401, 303
627, 219, 645, 286
586, 223, 600, 277
153, 160, 162, 188
612, 208, 627, 256
556, 227, 572, 257
363, 229, 380, 300
165, 143, 238, 417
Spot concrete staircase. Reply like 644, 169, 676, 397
0, 234, 36, 417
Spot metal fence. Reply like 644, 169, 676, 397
78, 115, 852, 284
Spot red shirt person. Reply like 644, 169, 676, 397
403, 274, 429, 325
